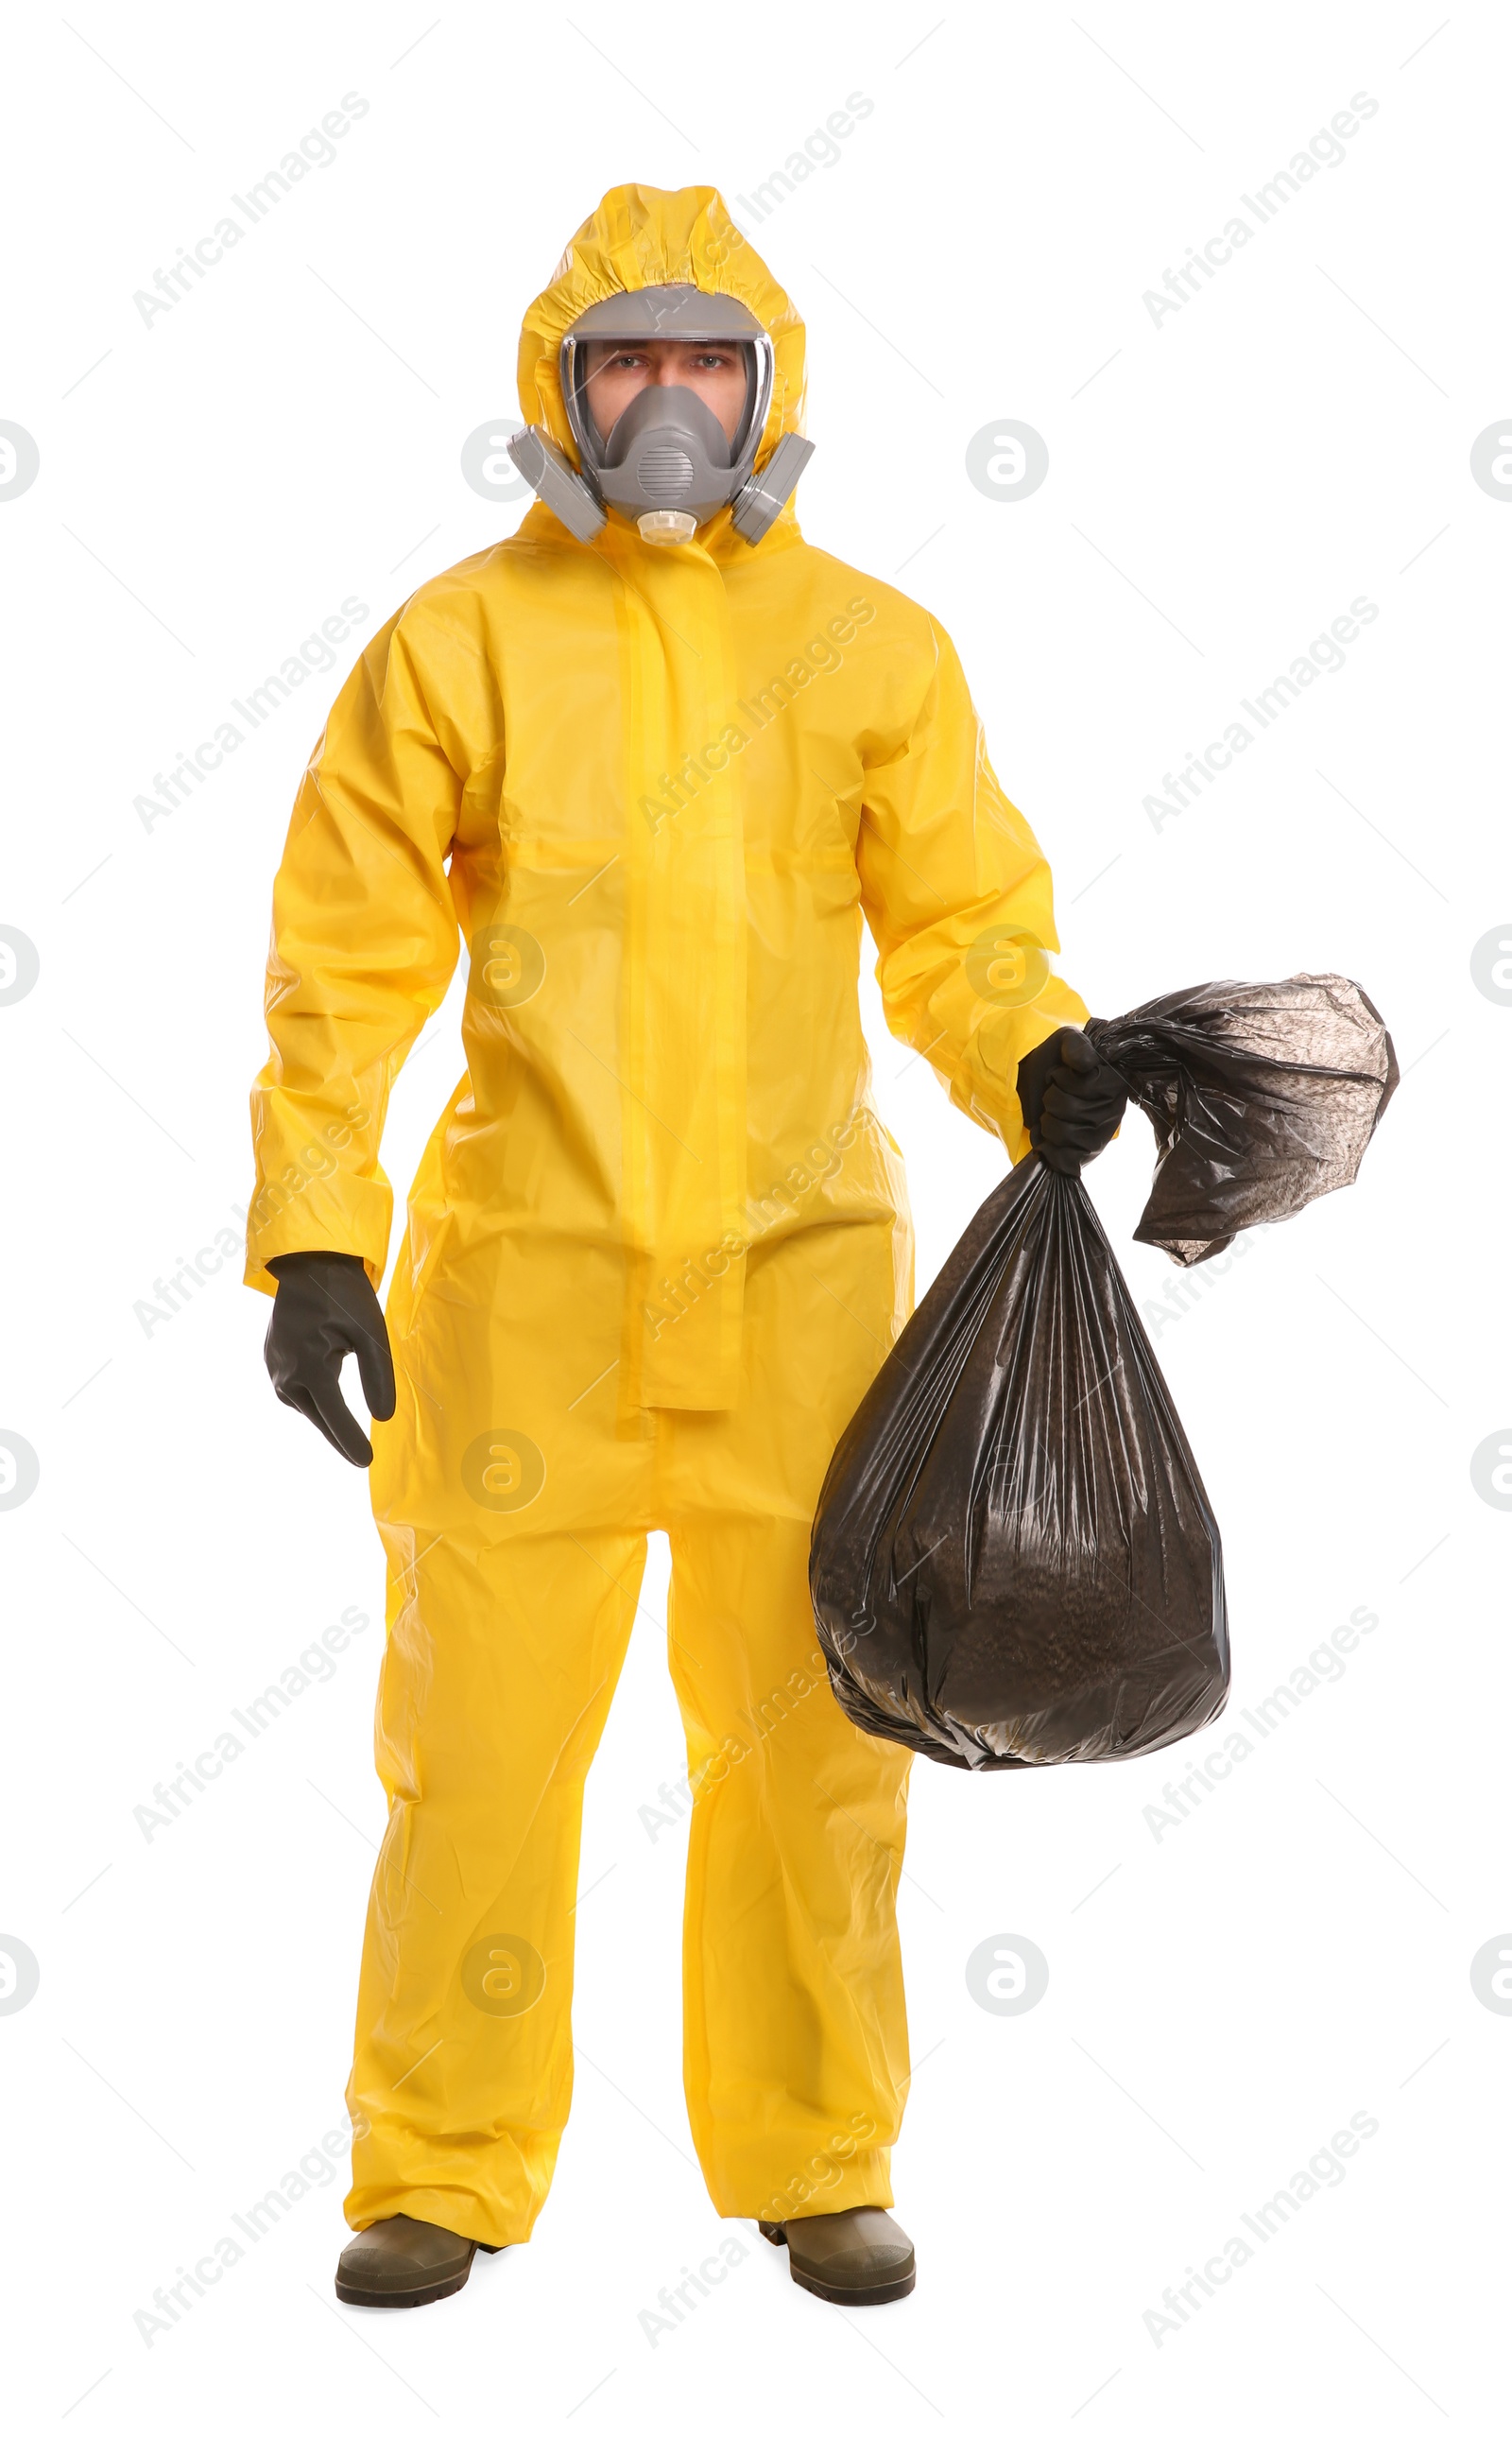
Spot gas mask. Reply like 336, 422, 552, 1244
507, 284, 814, 547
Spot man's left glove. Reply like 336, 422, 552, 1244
1014, 1028, 1129, 1176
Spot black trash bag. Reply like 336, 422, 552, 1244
810, 973, 1396, 1772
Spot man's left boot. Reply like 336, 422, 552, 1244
758, 2206, 916, 2306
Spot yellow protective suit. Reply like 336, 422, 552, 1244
247, 183, 1086, 2246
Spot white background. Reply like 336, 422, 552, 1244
2, 3, 1505, 2429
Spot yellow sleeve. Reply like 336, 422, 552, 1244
855, 614, 1088, 1163
245, 609, 465, 1295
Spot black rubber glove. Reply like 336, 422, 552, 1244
264, 1251, 396, 1467
1015, 1027, 1129, 1176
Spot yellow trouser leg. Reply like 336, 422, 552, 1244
667, 1512, 913, 2222
346, 1528, 646, 2246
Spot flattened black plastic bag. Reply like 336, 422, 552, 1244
1086, 970, 1398, 1268
810, 974, 1396, 1772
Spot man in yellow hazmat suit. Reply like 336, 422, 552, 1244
247, 183, 1123, 2310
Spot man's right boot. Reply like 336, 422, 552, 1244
335, 2213, 502, 2308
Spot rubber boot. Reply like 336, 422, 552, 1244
335, 2213, 503, 2308
759, 2206, 916, 2305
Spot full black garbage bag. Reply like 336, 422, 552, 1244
810, 973, 1396, 1772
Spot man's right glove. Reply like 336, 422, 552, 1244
1014, 1028, 1129, 1176
264, 1251, 396, 1467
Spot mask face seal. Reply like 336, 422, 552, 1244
507, 283, 814, 546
